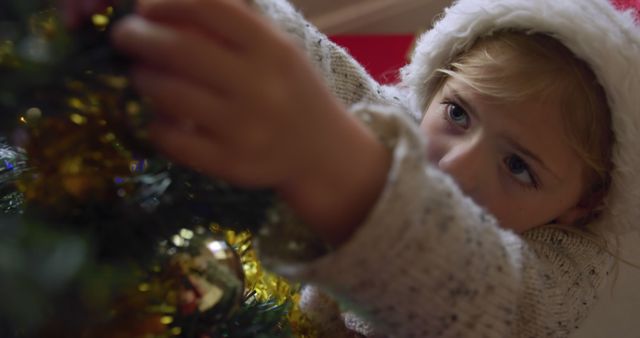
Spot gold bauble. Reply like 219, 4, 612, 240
164, 231, 245, 320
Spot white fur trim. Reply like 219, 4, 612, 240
401, 0, 640, 235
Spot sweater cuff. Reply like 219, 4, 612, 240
259, 103, 427, 282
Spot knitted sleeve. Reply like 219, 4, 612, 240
249, 1, 612, 337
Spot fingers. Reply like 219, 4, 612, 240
148, 120, 223, 175
112, 15, 245, 92
132, 66, 231, 138
135, 0, 276, 51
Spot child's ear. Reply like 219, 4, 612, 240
555, 193, 605, 225
555, 182, 608, 225
554, 206, 590, 225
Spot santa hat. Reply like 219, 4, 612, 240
612, 0, 640, 18
401, 0, 640, 235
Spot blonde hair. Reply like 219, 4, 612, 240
428, 31, 613, 227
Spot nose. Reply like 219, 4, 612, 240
437, 138, 486, 196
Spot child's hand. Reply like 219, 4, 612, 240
112, 0, 391, 244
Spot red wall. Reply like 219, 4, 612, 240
330, 35, 415, 84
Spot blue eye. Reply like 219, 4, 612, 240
446, 103, 470, 129
504, 155, 535, 186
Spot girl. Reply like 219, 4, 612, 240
64, 0, 640, 336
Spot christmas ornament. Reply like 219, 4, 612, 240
161, 227, 245, 319
35, 228, 246, 338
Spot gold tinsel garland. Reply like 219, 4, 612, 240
217, 225, 317, 337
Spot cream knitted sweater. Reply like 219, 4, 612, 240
252, 1, 614, 337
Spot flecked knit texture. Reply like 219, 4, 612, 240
250, 0, 624, 337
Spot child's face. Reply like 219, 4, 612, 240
421, 77, 588, 233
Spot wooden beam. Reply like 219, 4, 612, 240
310, 0, 433, 34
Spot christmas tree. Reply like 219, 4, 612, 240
0, 1, 320, 336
